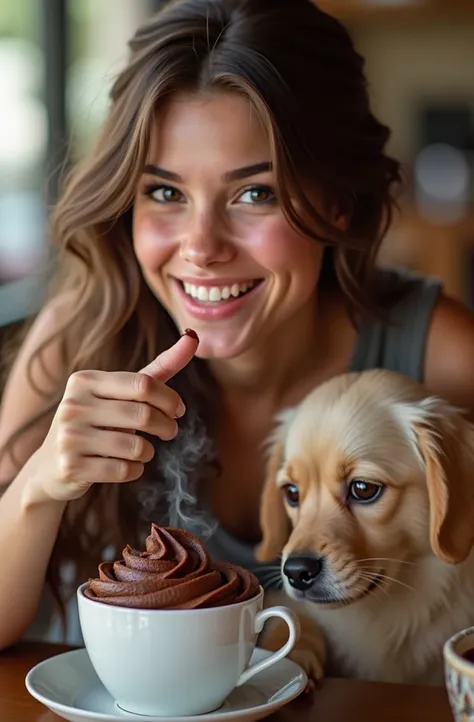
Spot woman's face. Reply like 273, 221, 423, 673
133, 91, 324, 359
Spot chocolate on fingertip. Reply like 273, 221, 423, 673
182, 328, 199, 342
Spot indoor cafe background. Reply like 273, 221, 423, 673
0, 0, 473, 357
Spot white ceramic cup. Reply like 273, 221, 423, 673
77, 582, 300, 717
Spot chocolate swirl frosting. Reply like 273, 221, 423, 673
84, 524, 260, 609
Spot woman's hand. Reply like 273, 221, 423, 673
28, 331, 199, 503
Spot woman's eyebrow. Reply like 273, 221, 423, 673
222, 162, 272, 182
142, 161, 273, 184
143, 164, 183, 182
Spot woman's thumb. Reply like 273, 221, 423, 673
139, 329, 199, 382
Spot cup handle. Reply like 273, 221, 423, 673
237, 606, 300, 686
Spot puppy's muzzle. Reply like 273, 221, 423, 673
283, 554, 323, 591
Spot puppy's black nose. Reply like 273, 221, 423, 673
283, 555, 323, 591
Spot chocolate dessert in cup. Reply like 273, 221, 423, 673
77, 524, 300, 717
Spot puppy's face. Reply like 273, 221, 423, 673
257, 370, 474, 606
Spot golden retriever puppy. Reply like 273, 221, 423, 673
257, 369, 474, 685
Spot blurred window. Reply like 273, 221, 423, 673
0, 0, 46, 291
0, 0, 154, 326
67, 0, 152, 158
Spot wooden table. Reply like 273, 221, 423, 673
0, 642, 454, 722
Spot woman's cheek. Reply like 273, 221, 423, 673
133, 214, 176, 269
242, 217, 323, 271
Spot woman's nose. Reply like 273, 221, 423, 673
179, 211, 234, 267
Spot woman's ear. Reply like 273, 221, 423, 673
255, 412, 295, 563
409, 398, 474, 564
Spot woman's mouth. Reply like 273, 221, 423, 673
173, 278, 264, 320
182, 279, 260, 303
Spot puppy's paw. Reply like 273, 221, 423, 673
287, 645, 324, 681
260, 617, 326, 682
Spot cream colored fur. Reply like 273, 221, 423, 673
257, 369, 474, 685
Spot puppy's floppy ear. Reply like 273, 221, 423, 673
255, 410, 295, 563
404, 398, 474, 564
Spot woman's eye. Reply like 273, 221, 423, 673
348, 480, 383, 504
281, 483, 300, 508
237, 185, 276, 205
145, 185, 185, 204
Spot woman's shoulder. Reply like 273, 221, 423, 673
424, 291, 474, 413
364, 265, 474, 413
380, 266, 474, 409
4, 290, 79, 387
0, 292, 78, 482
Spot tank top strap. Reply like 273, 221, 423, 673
349, 268, 442, 382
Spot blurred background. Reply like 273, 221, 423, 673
1, 0, 474, 334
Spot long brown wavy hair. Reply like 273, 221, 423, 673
1, 0, 402, 623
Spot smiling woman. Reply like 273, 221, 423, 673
133, 93, 324, 359
1, 0, 474, 654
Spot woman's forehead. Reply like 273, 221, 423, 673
145, 91, 272, 168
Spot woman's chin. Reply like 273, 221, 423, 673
192, 331, 252, 361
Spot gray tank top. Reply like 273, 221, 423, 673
26, 268, 441, 644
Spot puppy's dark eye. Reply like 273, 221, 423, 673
348, 480, 383, 504
281, 483, 300, 507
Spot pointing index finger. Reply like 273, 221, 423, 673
139, 329, 199, 383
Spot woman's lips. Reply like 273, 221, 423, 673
174, 278, 264, 321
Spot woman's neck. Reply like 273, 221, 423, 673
208, 288, 354, 412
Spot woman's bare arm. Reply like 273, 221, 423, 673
0, 299, 72, 650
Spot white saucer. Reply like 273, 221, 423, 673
25, 647, 307, 722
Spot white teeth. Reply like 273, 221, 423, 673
209, 287, 221, 302
182, 281, 258, 303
